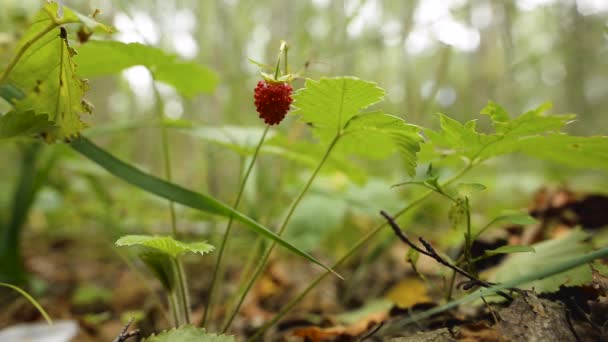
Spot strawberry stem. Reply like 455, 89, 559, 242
274, 40, 287, 80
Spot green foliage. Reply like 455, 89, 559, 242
473, 212, 537, 240
70, 137, 337, 274
292, 77, 422, 176
76, 41, 218, 97
0, 110, 54, 141
139, 252, 175, 290
143, 325, 234, 342
180, 125, 367, 182
425, 102, 575, 164
490, 229, 593, 292
456, 183, 486, 197
143, 325, 235, 342
116, 235, 214, 259
1, 3, 111, 142
292, 77, 384, 131
515, 134, 608, 170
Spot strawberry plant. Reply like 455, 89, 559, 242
1, 2, 608, 341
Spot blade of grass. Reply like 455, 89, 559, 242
0, 282, 53, 325
69, 136, 339, 277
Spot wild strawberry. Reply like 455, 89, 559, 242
253, 80, 293, 125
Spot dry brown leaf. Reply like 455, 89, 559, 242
385, 277, 431, 308
292, 310, 387, 341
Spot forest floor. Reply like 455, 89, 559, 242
1, 188, 607, 341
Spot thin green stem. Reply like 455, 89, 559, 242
249, 163, 473, 340
0, 23, 56, 84
202, 126, 270, 328
151, 74, 190, 324
169, 290, 180, 326
273, 41, 287, 79
220, 236, 265, 328
223, 134, 342, 333
463, 197, 473, 272
174, 258, 191, 324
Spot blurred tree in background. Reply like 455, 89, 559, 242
1, 0, 607, 253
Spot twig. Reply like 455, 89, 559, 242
380, 210, 512, 300
113, 318, 140, 342
359, 321, 384, 342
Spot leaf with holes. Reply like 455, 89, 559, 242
3, 3, 110, 141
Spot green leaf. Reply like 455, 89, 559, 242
456, 183, 486, 197
143, 325, 234, 342
292, 77, 385, 135
139, 252, 175, 291
484, 245, 535, 256
474, 212, 537, 240
265, 136, 367, 184
489, 229, 593, 293
425, 102, 575, 163
70, 137, 339, 277
116, 235, 214, 259
515, 134, 608, 170
180, 126, 367, 183
2, 3, 111, 141
8, 27, 89, 141
292, 78, 421, 173
338, 112, 422, 176
0, 110, 54, 140
492, 213, 538, 226
480, 101, 509, 126
75, 41, 218, 97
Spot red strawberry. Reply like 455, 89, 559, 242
254, 80, 293, 125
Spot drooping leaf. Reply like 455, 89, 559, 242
138, 252, 175, 291
490, 229, 593, 293
70, 137, 339, 276
338, 112, 423, 176
0, 110, 54, 140
116, 235, 214, 259
143, 325, 234, 342
75, 41, 218, 97
484, 245, 535, 256
2, 3, 111, 141
291, 77, 385, 135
